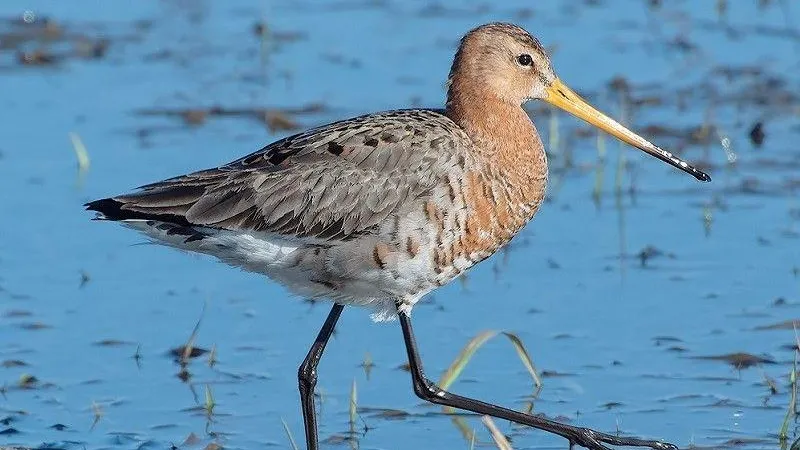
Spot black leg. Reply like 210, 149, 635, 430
299, 303, 345, 450
396, 302, 678, 450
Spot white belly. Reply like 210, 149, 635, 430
122, 220, 436, 321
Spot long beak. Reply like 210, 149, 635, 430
543, 78, 710, 182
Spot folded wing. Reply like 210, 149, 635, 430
86, 109, 469, 243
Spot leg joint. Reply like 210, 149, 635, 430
413, 376, 446, 403
298, 364, 318, 389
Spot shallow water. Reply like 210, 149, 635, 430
0, 1, 798, 449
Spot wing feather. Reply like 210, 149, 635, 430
87, 109, 468, 242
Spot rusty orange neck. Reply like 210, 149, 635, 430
445, 86, 549, 257
446, 85, 548, 205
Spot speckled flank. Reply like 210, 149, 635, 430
373, 242, 390, 269
406, 236, 420, 257
86, 22, 557, 321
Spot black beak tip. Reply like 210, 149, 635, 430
696, 170, 712, 182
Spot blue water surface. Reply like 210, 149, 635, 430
1, 1, 798, 449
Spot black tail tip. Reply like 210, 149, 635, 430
84, 198, 124, 220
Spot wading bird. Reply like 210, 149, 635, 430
87, 22, 709, 450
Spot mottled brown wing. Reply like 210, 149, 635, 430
92, 109, 469, 242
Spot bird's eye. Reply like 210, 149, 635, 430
516, 54, 533, 67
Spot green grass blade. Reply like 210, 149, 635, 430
349, 378, 358, 434
502, 332, 542, 388
281, 417, 300, 450
69, 131, 90, 174
780, 351, 797, 441
481, 415, 513, 450
438, 329, 542, 445
439, 330, 498, 390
